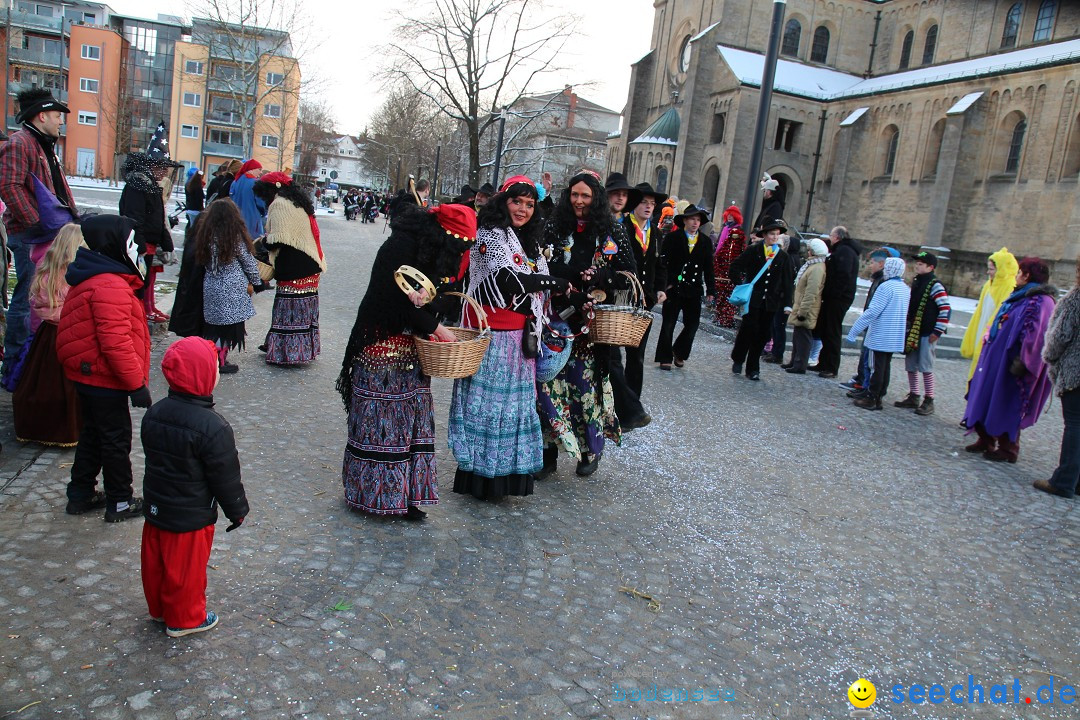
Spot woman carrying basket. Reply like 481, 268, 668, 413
338, 204, 475, 519
538, 172, 636, 477
450, 176, 571, 501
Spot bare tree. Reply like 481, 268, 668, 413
187, 0, 313, 159
362, 82, 452, 191
383, 0, 578, 186
294, 99, 336, 179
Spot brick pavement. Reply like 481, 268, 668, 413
0, 213, 1076, 719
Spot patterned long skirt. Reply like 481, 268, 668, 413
537, 340, 621, 459
265, 277, 320, 365
449, 329, 541, 499
342, 344, 437, 515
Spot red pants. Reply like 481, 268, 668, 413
141, 523, 215, 629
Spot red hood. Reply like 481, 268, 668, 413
161, 337, 219, 396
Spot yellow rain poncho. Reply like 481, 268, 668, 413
961, 247, 1019, 380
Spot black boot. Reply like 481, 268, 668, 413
537, 445, 558, 479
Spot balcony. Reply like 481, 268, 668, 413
9, 47, 70, 70
8, 84, 68, 104
2, 9, 64, 34
202, 141, 244, 159
207, 77, 255, 95
205, 110, 243, 127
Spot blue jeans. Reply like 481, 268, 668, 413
1049, 388, 1080, 497
2, 230, 34, 376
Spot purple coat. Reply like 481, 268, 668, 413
963, 283, 1057, 441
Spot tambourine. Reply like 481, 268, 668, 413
587, 289, 607, 303
394, 265, 437, 304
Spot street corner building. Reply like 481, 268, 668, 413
607, 0, 1080, 296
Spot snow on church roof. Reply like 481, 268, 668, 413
716, 37, 1080, 101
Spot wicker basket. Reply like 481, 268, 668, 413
413, 292, 491, 378
257, 260, 275, 283
591, 271, 654, 347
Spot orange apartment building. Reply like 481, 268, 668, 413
3, 3, 301, 181
65, 23, 124, 177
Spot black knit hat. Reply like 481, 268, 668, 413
16, 88, 70, 124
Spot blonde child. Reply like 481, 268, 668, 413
14, 223, 85, 445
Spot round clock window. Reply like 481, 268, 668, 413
680, 37, 692, 72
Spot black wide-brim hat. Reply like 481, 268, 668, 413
477, 183, 495, 195
756, 216, 788, 234
15, 88, 70, 124
604, 173, 642, 209
632, 181, 669, 208
674, 203, 710, 225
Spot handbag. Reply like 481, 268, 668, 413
536, 317, 574, 383
728, 254, 775, 316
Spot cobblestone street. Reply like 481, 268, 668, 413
0, 211, 1077, 720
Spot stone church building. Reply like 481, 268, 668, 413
607, 0, 1080, 293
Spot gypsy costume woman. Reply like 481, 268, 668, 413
538, 172, 636, 476
712, 204, 746, 328
338, 204, 475, 517
254, 173, 326, 366
449, 177, 570, 500
962, 259, 1057, 464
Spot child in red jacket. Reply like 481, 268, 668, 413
141, 337, 248, 637
57, 215, 152, 522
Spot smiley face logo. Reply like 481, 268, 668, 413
848, 678, 876, 709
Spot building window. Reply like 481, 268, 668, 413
781, 19, 801, 57
213, 64, 238, 81
34, 4, 52, 16
923, 118, 946, 178
79, 78, 98, 93
183, 92, 201, 107
83, 12, 95, 23
1063, 113, 1080, 179
1033, 0, 1056, 42
922, 25, 938, 65
773, 119, 801, 152
881, 125, 900, 177
208, 129, 241, 145
1006, 117, 1027, 174
77, 111, 97, 126
181, 124, 199, 138
266, 72, 284, 86
655, 166, 668, 193
899, 30, 914, 69
261, 134, 279, 149
185, 60, 204, 75
810, 26, 830, 64
264, 103, 282, 118
80, 44, 100, 60
1002, 3, 1022, 48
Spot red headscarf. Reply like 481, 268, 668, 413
238, 159, 263, 177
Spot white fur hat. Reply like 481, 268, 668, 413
808, 238, 830, 257
760, 173, 779, 192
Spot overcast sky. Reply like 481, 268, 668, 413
101, 0, 656, 135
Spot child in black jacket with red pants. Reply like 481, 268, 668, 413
140, 336, 248, 637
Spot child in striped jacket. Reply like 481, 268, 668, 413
897, 251, 952, 416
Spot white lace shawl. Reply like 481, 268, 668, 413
467, 225, 550, 340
